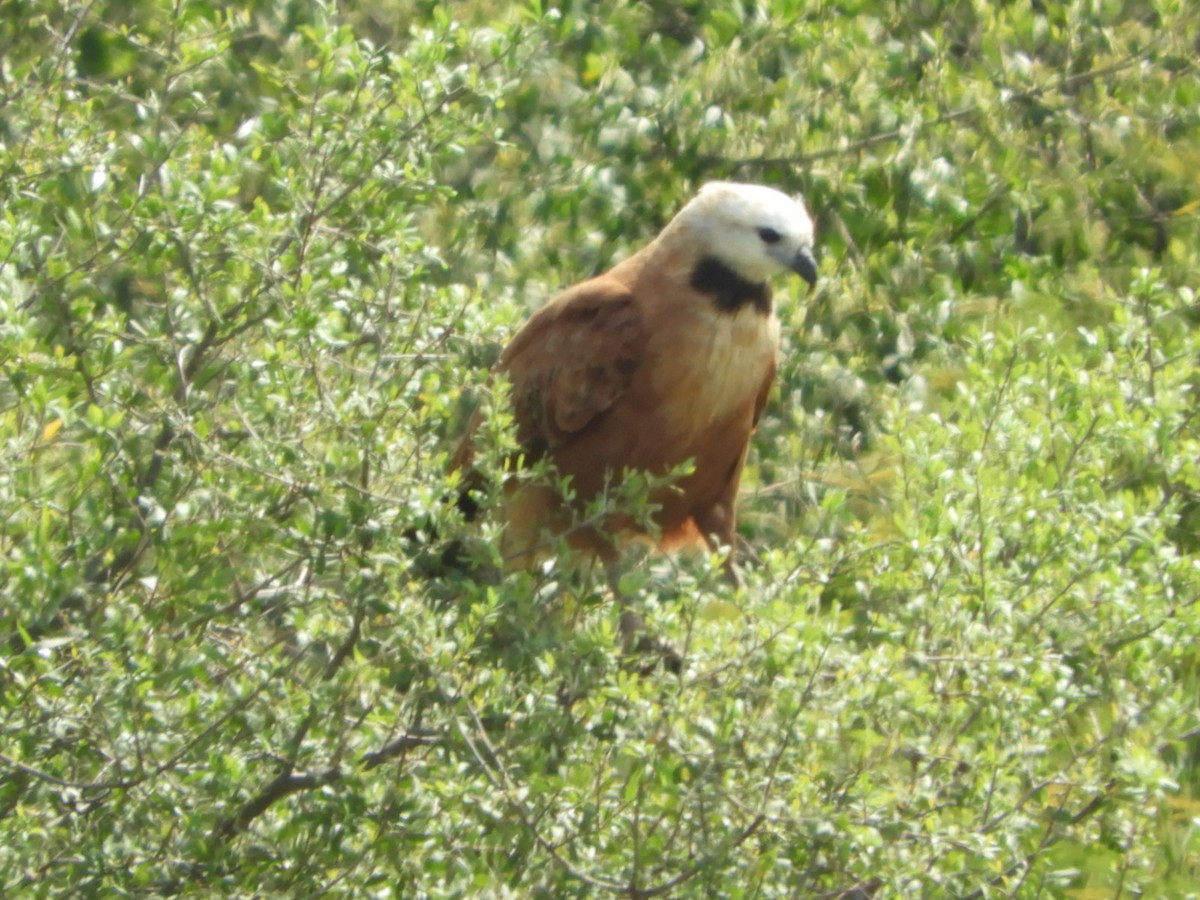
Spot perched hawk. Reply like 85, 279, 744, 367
455, 182, 818, 588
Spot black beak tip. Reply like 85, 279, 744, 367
792, 249, 818, 288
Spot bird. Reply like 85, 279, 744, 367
452, 182, 818, 645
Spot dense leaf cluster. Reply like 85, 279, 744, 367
1, 0, 1198, 896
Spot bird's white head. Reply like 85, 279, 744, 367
674, 181, 818, 287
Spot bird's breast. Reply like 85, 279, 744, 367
651, 306, 779, 441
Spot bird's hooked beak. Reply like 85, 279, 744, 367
791, 247, 818, 288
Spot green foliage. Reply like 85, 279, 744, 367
2, 0, 1198, 896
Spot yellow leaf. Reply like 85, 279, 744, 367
1171, 197, 1200, 218
581, 53, 605, 85
1164, 794, 1200, 817
700, 599, 745, 622
1066, 888, 1120, 900
40, 419, 64, 443
1042, 782, 1073, 805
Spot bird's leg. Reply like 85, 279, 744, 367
602, 553, 682, 673
601, 554, 645, 650
721, 555, 743, 588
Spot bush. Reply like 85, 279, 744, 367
2, 1, 1197, 896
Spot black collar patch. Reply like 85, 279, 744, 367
690, 256, 771, 315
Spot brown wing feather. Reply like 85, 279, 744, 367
500, 277, 645, 456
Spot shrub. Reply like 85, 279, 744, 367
2, 1, 1197, 896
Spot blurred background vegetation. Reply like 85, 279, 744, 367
1, 0, 1198, 896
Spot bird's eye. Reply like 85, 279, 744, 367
757, 227, 782, 244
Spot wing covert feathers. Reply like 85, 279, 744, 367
500, 277, 645, 453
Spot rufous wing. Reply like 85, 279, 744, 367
500, 277, 646, 456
